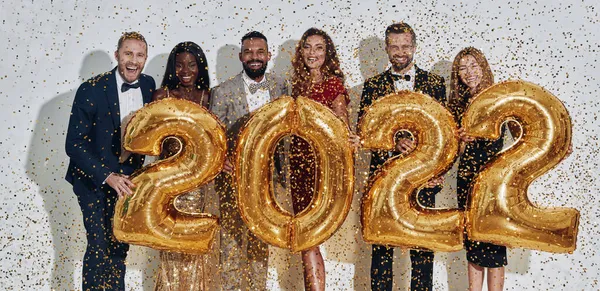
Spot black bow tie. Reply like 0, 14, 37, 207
391, 74, 411, 82
121, 82, 140, 93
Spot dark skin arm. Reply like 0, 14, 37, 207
201, 89, 210, 108
152, 87, 168, 101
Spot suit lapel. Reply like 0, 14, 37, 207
265, 73, 279, 101
139, 75, 153, 105
413, 65, 425, 93
377, 69, 396, 98
233, 73, 250, 114
105, 67, 121, 130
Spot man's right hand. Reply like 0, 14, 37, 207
458, 127, 475, 142
222, 158, 234, 174
106, 173, 135, 198
396, 137, 416, 154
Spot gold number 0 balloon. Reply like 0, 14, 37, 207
359, 91, 464, 251
463, 80, 579, 253
236, 96, 354, 252
113, 98, 227, 254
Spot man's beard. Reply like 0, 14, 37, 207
391, 54, 413, 72
243, 60, 268, 79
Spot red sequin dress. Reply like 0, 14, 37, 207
290, 77, 349, 214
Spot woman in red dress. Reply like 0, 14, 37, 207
290, 28, 358, 291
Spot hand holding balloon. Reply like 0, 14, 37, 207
236, 96, 354, 252
360, 91, 463, 252
113, 98, 227, 254
463, 80, 579, 253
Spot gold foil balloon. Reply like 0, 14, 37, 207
113, 98, 227, 254
462, 80, 579, 253
359, 91, 463, 252
236, 96, 354, 252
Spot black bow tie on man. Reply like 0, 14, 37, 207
391, 74, 411, 82
121, 82, 140, 93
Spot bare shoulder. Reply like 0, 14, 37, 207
152, 87, 168, 101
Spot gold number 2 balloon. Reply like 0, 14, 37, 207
113, 98, 227, 254
236, 96, 354, 252
359, 91, 464, 252
463, 80, 579, 253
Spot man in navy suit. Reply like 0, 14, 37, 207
65, 32, 155, 291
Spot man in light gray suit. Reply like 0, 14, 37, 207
210, 31, 289, 290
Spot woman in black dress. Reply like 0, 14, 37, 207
449, 47, 520, 291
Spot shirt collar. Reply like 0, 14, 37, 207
115, 69, 140, 89
388, 63, 416, 80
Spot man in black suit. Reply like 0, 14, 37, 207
358, 23, 446, 291
65, 32, 155, 291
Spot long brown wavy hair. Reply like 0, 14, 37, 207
449, 47, 494, 121
291, 28, 345, 97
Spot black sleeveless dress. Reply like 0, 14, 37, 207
452, 95, 508, 268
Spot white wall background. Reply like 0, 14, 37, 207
1, 0, 599, 290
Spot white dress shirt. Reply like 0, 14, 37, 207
390, 64, 416, 92
115, 71, 144, 163
242, 71, 271, 113
389, 64, 416, 157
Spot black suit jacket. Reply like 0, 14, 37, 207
65, 67, 155, 194
358, 66, 446, 195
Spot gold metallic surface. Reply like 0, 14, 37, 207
463, 80, 579, 253
236, 96, 355, 252
359, 91, 463, 252
113, 98, 226, 254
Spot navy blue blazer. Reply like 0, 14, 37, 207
65, 67, 155, 194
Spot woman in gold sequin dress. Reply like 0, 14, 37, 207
151, 41, 211, 291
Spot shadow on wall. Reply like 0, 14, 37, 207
144, 53, 170, 88
25, 50, 113, 291
348, 36, 388, 130
271, 39, 298, 85
347, 35, 389, 290
216, 44, 241, 85
431, 60, 452, 96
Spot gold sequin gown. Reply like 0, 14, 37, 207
154, 138, 210, 291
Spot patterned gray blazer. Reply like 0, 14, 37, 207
210, 72, 290, 156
